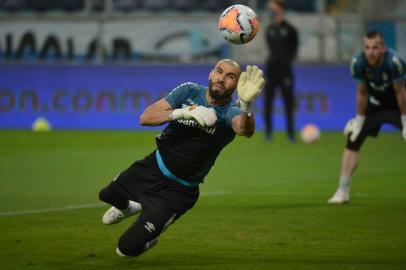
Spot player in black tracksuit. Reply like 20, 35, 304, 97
263, 0, 298, 141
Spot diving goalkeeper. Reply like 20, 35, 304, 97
99, 59, 265, 257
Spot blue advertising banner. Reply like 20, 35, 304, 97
0, 64, 357, 131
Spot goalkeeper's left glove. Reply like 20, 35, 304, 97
343, 115, 365, 142
401, 115, 406, 141
237, 65, 265, 115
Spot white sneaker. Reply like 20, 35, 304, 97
102, 201, 142, 225
328, 189, 349, 204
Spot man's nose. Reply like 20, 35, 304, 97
217, 73, 225, 82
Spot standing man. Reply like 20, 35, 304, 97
99, 59, 265, 257
263, 0, 299, 142
328, 31, 406, 204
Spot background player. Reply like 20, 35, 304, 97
263, 0, 299, 142
99, 59, 265, 256
328, 31, 406, 204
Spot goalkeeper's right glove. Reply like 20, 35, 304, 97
171, 105, 217, 127
343, 115, 365, 142
237, 65, 265, 115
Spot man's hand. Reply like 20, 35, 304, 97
237, 65, 265, 114
343, 115, 365, 142
401, 115, 406, 140
171, 105, 217, 127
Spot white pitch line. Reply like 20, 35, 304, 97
0, 203, 104, 217
2, 191, 402, 217
0, 191, 231, 217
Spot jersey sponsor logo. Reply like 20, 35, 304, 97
177, 119, 216, 135
144, 222, 156, 233
368, 81, 390, 92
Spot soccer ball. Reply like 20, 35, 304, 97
218, 4, 260, 45
300, 124, 320, 144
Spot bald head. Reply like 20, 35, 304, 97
215, 59, 242, 74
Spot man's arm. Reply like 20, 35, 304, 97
343, 83, 368, 141
394, 81, 406, 115
231, 112, 255, 137
139, 98, 174, 126
234, 65, 265, 137
356, 83, 368, 116
140, 98, 217, 127
394, 81, 406, 140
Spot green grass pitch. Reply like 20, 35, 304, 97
0, 130, 405, 270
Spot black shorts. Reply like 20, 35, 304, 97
346, 107, 402, 151
109, 150, 199, 216
101, 151, 200, 256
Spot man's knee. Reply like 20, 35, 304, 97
116, 237, 158, 257
98, 186, 112, 203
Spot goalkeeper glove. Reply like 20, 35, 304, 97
401, 115, 406, 141
343, 115, 365, 142
237, 65, 265, 115
171, 105, 217, 127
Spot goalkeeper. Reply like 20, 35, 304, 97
328, 31, 406, 204
99, 59, 265, 257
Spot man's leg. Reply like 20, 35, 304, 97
281, 78, 295, 142
264, 80, 277, 141
116, 206, 180, 257
99, 184, 142, 224
328, 148, 360, 204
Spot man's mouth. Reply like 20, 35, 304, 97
214, 83, 225, 89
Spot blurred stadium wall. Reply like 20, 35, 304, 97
0, 0, 405, 131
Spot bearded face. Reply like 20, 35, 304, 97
208, 60, 241, 102
363, 36, 386, 67
208, 79, 235, 101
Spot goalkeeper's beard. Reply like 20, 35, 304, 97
208, 80, 234, 101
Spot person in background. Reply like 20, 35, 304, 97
328, 31, 406, 204
263, 0, 299, 142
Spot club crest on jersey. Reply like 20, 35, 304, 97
184, 99, 197, 107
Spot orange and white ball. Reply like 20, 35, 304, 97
300, 124, 321, 144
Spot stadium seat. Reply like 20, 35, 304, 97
203, 0, 230, 12
60, 0, 84, 12
0, 0, 27, 12
143, 0, 170, 12
113, 0, 143, 12
171, 0, 201, 12
26, 0, 54, 12
89, 0, 105, 12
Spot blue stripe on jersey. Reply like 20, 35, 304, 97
155, 150, 199, 188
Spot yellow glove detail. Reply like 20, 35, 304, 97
237, 65, 265, 114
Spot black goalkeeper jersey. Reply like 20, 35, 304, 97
156, 82, 241, 185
